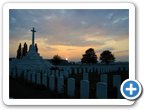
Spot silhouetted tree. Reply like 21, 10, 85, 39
100, 50, 115, 65
35, 43, 38, 52
81, 48, 98, 66
51, 54, 62, 66
16, 43, 22, 59
21, 42, 28, 58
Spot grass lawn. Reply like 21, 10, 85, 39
9, 68, 128, 99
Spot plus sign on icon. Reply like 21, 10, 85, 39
121, 79, 142, 100
126, 83, 137, 95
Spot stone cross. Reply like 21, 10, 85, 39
31, 28, 36, 47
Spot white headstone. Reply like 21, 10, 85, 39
42, 73, 46, 84
113, 75, 121, 87
24, 70, 27, 80
32, 72, 35, 83
96, 82, 107, 99
69, 68, 72, 74
68, 78, 75, 97
47, 70, 51, 78
56, 70, 59, 78
17, 69, 22, 78
28, 71, 31, 81
101, 74, 107, 83
103, 67, 106, 73
91, 67, 93, 73
83, 73, 88, 80
49, 75, 55, 91
37, 73, 41, 84
43, 74, 47, 87
83, 68, 86, 73
64, 70, 69, 78
79, 68, 82, 74
87, 67, 90, 73
60, 71, 64, 76
57, 76, 64, 94
74, 68, 77, 74
80, 80, 89, 99
52, 70, 55, 76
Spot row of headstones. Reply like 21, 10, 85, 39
11, 65, 128, 79
9, 68, 75, 97
10, 69, 123, 99
82, 72, 124, 99
69, 65, 128, 75
10, 66, 124, 87
9, 67, 123, 99
9, 67, 124, 99
9, 67, 71, 80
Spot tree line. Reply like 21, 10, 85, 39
51, 48, 115, 66
11, 43, 115, 65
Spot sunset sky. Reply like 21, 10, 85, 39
9, 9, 129, 62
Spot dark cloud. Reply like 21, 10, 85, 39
67, 49, 76, 51
9, 9, 129, 47
114, 50, 129, 53
96, 46, 115, 53
45, 46, 58, 51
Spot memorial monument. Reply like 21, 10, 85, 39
10, 28, 53, 70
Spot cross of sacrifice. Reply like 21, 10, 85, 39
31, 27, 36, 47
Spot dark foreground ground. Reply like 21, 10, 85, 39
9, 78, 70, 99
9, 70, 128, 99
